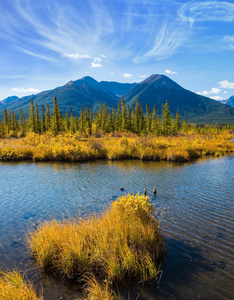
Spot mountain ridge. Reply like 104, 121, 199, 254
1, 75, 234, 123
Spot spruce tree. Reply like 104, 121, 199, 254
20, 109, 26, 136
28, 98, 36, 132
41, 105, 46, 133
35, 104, 41, 134
162, 101, 171, 136
145, 103, 151, 134
121, 97, 126, 131
175, 111, 181, 132
45, 105, 51, 132
51, 96, 61, 135
3, 107, 8, 134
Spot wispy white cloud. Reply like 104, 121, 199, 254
178, 1, 234, 23
123, 73, 133, 78
197, 87, 221, 96
110, 72, 115, 75
12, 87, 41, 93
63, 53, 91, 59
1, 0, 234, 65
18, 48, 56, 62
224, 91, 228, 94
91, 62, 102, 68
209, 95, 223, 101
139, 74, 147, 78
219, 80, 234, 89
165, 69, 177, 75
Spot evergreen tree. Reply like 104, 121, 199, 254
126, 104, 131, 131
162, 101, 171, 136
28, 98, 36, 132
64, 110, 70, 133
121, 97, 126, 131
134, 98, 140, 133
145, 103, 151, 134
79, 107, 84, 133
170, 114, 176, 135
116, 101, 122, 131
20, 109, 26, 135
35, 104, 41, 134
3, 107, 8, 134
70, 109, 75, 133
45, 105, 51, 132
175, 111, 181, 132
182, 119, 189, 133
84, 104, 92, 136
51, 96, 61, 135
41, 105, 46, 133
139, 104, 144, 133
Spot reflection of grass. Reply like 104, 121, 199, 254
0, 269, 41, 300
28, 194, 163, 299
0, 132, 233, 162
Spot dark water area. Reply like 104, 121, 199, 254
0, 156, 233, 299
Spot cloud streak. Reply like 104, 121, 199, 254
12, 87, 41, 93
0, 0, 233, 65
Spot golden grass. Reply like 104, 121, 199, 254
82, 274, 121, 300
0, 131, 233, 162
0, 269, 41, 300
28, 194, 163, 286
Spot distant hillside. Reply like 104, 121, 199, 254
100, 81, 137, 96
0, 77, 119, 117
0, 75, 234, 123
123, 75, 234, 123
0, 96, 19, 107
226, 96, 234, 107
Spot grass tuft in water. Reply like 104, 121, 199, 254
0, 269, 42, 300
28, 194, 163, 288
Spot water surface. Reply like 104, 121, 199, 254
0, 156, 233, 299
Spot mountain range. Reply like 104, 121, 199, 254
0, 74, 234, 123
220, 96, 234, 107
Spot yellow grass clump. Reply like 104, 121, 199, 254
28, 194, 163, 286
0, 269, 42, 300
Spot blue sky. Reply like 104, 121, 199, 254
0, 0, 234, 101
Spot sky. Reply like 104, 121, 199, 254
0, 0, 234, 101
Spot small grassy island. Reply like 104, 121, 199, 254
0, 131, 233, 162
1, 194, 163, 299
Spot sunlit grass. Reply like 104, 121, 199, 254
0, 269, 42, 300
0, 131, 233, 162
28, 194, 163, 286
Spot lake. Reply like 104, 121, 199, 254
0, 156, 233, 299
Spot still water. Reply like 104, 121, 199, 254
0, 156, 233, 299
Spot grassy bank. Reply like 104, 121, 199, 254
0, 131, 233, 162
0, 270, 41, 300
27, 194, 163, 298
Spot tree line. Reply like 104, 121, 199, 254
0, 96, 232, 137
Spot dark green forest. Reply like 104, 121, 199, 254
0, 96, 233, 138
